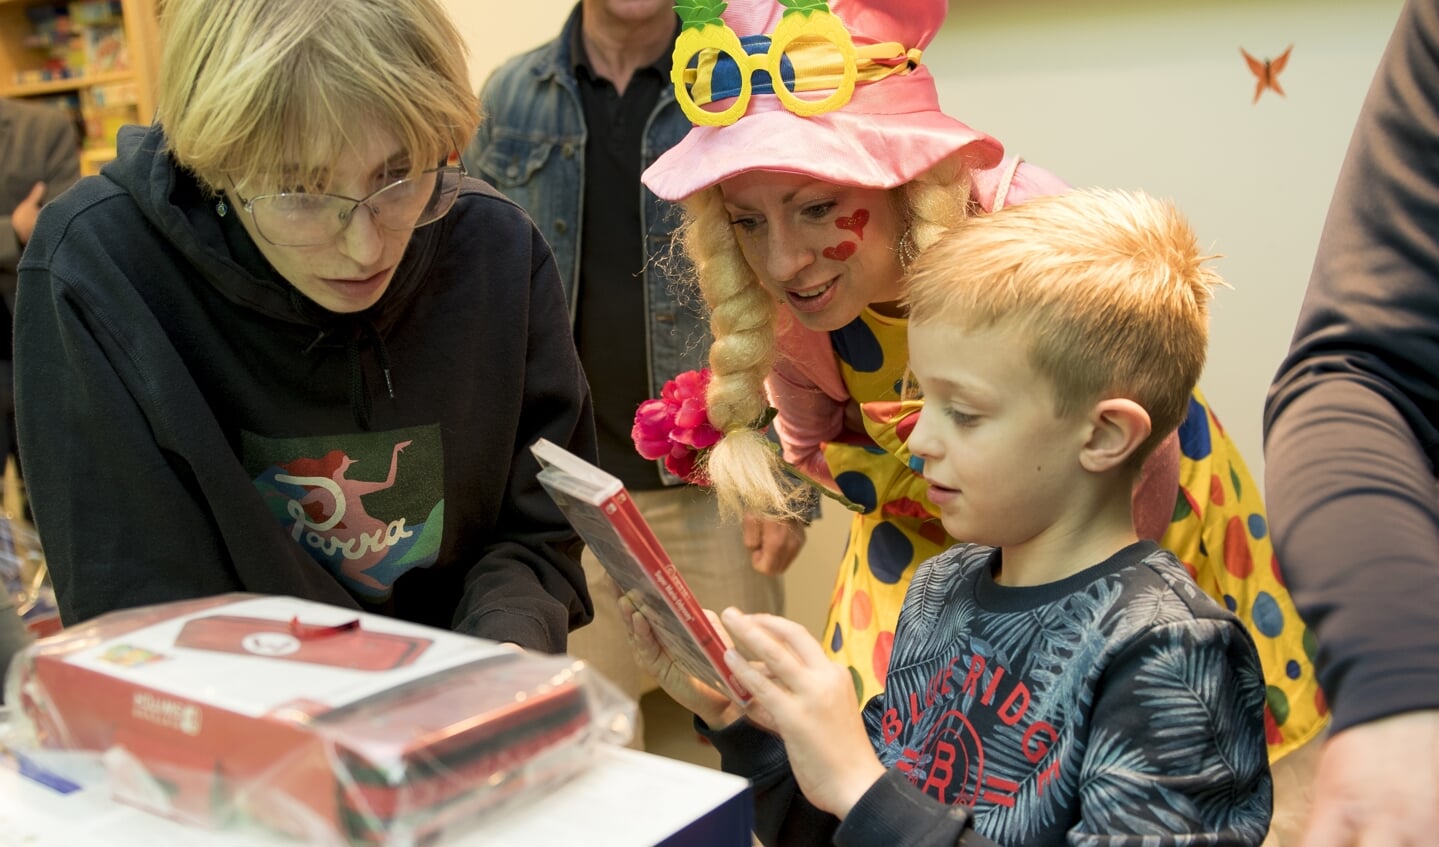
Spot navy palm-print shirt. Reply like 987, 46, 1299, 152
710, 541, 1273, 847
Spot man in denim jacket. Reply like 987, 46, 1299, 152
466, 0, 805, 750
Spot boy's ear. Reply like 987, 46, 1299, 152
1079, 398, 1151, 473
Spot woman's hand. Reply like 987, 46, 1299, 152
608, 576, 745, 729
842, 398, 865, 435
721, 608, 886, 818
743, 513, 807, 575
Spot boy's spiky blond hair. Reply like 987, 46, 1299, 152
905, 187, 1222, 461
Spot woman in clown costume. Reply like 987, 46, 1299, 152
638, 0, 1324, 837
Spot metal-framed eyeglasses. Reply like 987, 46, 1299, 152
232, 164, 466, 248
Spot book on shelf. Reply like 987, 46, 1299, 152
82, 24, 130, 74
530, 437, 751, 705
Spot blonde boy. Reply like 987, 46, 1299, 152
625, 188, 1273, 846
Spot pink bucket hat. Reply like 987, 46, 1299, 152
641, 0, 1003, 201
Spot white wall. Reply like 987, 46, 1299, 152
933, 0, 1403, 480
447, 0, 1406, 634
451, 0, 574, 93
454, 0, 1403, 476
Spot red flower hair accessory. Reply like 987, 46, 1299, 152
631, 368, 722, 484
632, 368, 861, 511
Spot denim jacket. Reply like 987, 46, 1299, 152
464, 5, 704, 408
465, 7, 818, 511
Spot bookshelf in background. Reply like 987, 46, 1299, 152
0, 0, 159, 175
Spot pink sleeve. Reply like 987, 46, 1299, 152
971, 157, 1071, 211
1132, 430, 1181, 541
766, 316, 847, 487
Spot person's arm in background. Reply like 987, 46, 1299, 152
739, 333, 829, 577
3, 184, 46, 273
2, 103, 79, 286
766, 305, 850, 487
1264, 2, 1439, 845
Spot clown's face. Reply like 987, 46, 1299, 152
721, 171, 906, 332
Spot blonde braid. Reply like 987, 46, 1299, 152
899, 154, 974, 256
678, 189, 806, 521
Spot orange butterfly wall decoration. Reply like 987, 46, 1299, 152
1242, 44, 1293, 104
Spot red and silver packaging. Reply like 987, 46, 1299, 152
3, 593, 636, 846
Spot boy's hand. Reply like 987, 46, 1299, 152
720, 608, 886, 818
608, 576, 744, 729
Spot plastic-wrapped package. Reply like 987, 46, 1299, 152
3, 593, 636, 846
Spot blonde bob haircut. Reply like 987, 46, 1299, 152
157, 0, 479, 194
672, 154, 974, 520
905, 187, 1222, 464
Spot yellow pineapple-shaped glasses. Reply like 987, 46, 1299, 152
672, 0, 859, 127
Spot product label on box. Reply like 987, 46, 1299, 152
61, 596, 510, 718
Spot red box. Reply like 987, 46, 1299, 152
9, 594, 598, 846
174, 614, 431, 670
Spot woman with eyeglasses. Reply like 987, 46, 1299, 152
12, 0, 598, 651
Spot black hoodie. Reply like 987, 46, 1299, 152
14, 124, 597, 652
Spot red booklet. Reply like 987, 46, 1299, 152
174, 615, 431, 671
530, 438, 751, 705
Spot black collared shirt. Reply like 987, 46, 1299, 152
572, 24, 673, 489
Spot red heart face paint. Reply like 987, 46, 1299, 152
836, 209, 869, 239
718, 171, 906, 333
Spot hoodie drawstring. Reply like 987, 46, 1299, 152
287, 288, 395, 430
346, 322, 395, 431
